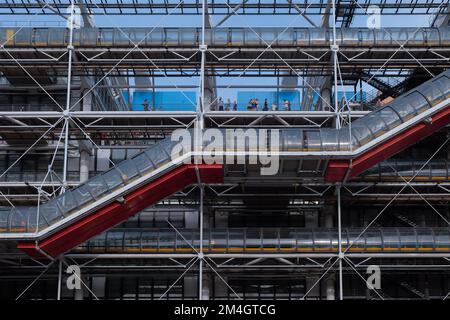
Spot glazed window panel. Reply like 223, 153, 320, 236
389, 97, 417, 122
378, 106, 402, 129
416, 229, 434, 249
434, 229, 450, 249
419, 81, 446, 105
403, 91, 430, 114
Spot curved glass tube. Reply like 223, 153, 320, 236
74, 228, 450, 253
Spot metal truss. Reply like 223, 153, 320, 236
0, 0, 447, 16
0, 0, 450, 301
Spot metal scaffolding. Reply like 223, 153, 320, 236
0, 0, 449, 300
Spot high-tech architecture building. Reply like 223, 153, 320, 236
0, 0, 449, 300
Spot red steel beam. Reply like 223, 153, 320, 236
17, 164, 223, 258
325, 104, 450, 182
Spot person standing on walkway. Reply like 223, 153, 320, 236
225, 98, 231, 111
263, 98, 268, 111
142, 98, 149, 111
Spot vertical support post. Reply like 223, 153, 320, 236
57, 257, 63, 300
331, 0, 340, 129
198, 185, 204, 300
62, 0, 75, 193
196, 0, 207, 301
337, 184, 343, 300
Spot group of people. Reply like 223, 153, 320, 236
141, 97, 295, 111
215, 97, 293, 111
246, 98, 292, 111
216, 98, 238, 111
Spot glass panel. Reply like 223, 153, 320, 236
321, 129, 338, 151
364, 112, 388, 138
281, 129, 303, 151
419, 81, 446, 105
124, 231, 142, 252
116, 159, 139, 182
296, 229, 313, 250
176, 231, 194, 252
406, 28, 424, 46
159, 139, 177, 158
85, 175, 109, 198
33, 29, 49, 46
26, 207, 38, 232
434, 229, 450, 249
9, 208, 27, 232
48, 29, 66, 46
246, 229, 262, 250
88, 233, 107, 252
403, 91, 430, 114
350, 123, 373, 146
132, 152, 155, 175
149, 29, 163, 46
260, 29, 277, 45
159, 230, 175, 251
347, 231, 365, 251
341, 28, 359, 45
431, 76, 450, 102
71, 185, 95, 207
0, 208, 10, 231
210, 229, 227, 252
82, 28, 98, 46
165, 29, 179, 46
338, 127, 352, 151
245, 29, 260, 46
107, 232, 124, 253
309, 29, 327, 46
130, 29, 147, 45
330, 230, 340, 249
14, 29, 32, 45
374, 29, 393, 45
382, 229, 400, 250
294, 28, 309, 46
365, 230, 381, 248
229, 229, 244, 249
99, 29, 114, 45
114, 28, 130, 46
230, 29, 244, 46
359, 29, 375, 46
424, 28, 440, 46
313, 231, 331, 250
141, 231, 159, 252
145, 143, 170, 167
38, 201, 63, 225
280, 229, 296, 249
56, 191, 79, 214
304, 131, 322, 151
101, 168, 125, 190
213, 29, 228, 46
389, 97, 417, 122
276, 28, 294, 46
399, 230, 417, 249
262, 229, 278, 250
416, 229, 434, 249
378, 106, 402, 129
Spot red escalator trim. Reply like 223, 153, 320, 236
17, 164, 223, 258
325, 104, 450, 182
